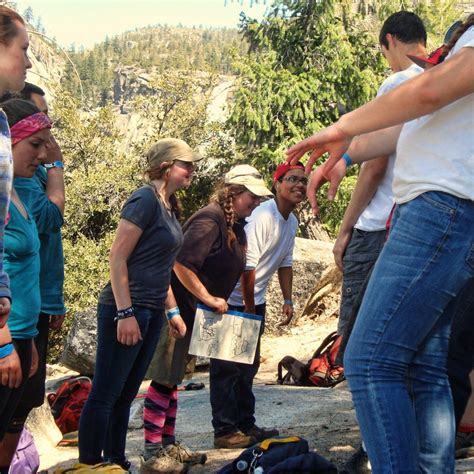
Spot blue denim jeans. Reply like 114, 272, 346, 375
344, 192, 474, 474
79, 303, 164, 465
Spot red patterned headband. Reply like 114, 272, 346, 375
10, 112, 52, 146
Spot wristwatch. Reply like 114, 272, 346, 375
44, 161, 64, 169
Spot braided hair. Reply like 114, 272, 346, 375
210, 182, 248, 248
440, 14, 474, 62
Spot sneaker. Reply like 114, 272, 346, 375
139, 450, 188, 473
164, 441, 207, 465
214, 430, 257, 449
341, 446, 371, 474
455, 431, 474, 459
241, 424, 279, 442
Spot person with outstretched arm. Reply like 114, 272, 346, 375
287, 16, 473, 474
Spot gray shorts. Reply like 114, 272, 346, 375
146, 312, 195, 386
338, 228, 386, 336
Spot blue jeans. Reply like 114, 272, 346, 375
344, 192, 474, 474
79, 303, 164, 465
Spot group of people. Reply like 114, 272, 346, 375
0, 4, 472, 474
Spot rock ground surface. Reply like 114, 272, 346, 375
34, 315, 474, 473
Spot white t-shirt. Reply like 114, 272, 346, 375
394, 27, 474, 203
355, 64, 423, 231
228, 199, 298, 306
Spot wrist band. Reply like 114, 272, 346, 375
114, 306, 135, 322
284, 299, 293, 306
342, 152, 353, 167
0, 342, 14, 359
166, 307, 180, 320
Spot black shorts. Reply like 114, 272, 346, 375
0, 338, 32, 440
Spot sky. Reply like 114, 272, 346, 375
14, 0, 269, 49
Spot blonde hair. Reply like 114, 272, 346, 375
144, 160, 182, 220
210, 182, 247, 248
0, 5, 24, 45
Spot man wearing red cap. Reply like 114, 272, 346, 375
225, 161, 306, 444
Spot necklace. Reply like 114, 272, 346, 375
151, 181, 172, 212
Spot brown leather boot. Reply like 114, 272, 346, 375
214, 430, 257, 449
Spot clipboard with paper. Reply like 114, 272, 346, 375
188, 303, 263, 364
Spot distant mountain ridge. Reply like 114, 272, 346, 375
61, 24, 246, 107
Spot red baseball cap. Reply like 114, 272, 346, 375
273, 161, 305, 184
407, 45, 444, 69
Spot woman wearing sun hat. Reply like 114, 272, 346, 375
141, 164, 273, 471
77, 138, 201, 472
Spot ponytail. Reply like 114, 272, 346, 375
440, 14, 474, 61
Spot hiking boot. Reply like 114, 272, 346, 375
214, 430, 257, 449
164, 441, 207, 465
139, 450, 188, 473
455, 431, 474, 459
242, 424, 279, 442
340, 446, 371, 474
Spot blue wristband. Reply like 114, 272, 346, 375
0, 342, 14, 359
342, 152, 353, 167
166, 307, 180, 320
284, 299, 293, 306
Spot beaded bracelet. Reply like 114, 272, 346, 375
166, 307, 180, 320
0, 342, 14, 359
114, 306, 135, 322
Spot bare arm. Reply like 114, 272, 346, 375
164, 285, 186, 339
0, 325, 21, 388
333, 156, 389, 270
174, 261, 228, 313
338, 47, 474, 137
288, 47, 474, 213
278, 266, 294, 326
241, 269, 256, 314
109, 218, 143, 345
44, 136, 65, 215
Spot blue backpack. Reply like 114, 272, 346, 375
217, 436, 337, 473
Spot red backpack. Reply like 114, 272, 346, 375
277, 332, 345, 388
307, 332, 344, 387
47, 376, 92, 434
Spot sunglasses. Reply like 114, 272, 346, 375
280, 175, 308, 186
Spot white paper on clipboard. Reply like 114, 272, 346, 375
188, 303, 263, 364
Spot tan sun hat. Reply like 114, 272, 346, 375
146, 138, 202, 167
224, 164, 273, 197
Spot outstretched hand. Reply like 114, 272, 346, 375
307, 159, 348, 214
286, 124, 353, 213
